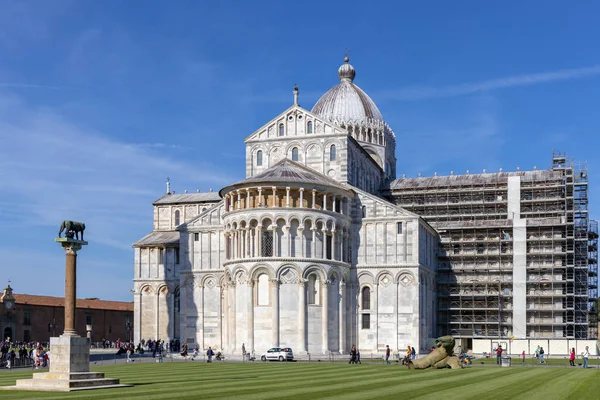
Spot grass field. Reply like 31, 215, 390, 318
1, 362, 599, 400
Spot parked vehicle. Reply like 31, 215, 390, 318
260, 347, 293, 362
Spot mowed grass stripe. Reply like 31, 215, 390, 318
1, 363, 599, 400
228, 367, 495, 400
315, 368, 518, 400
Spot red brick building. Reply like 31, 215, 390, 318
1, 285, 133, 343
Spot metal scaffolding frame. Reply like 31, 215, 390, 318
388, 151, 594, 339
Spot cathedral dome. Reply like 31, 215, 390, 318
311, 57, 384, 124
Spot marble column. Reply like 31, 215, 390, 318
271, 226, 277, 257
339, 281, 346, 353
373, 282, 378, 352
272, 187, 277, 207
312, 189, 316, 209
62, 243, 83, 336
258, 187, 263, 207
298, 279, 307, 352
322, 280, 329, 353
331, 229, 336, 261
284, 225, 291, 257
237, 191, 241, 209
311, 228, 317, 258
299, 188, 304, 208
229, 282, 236, 353
221, 283, 228, 351
321, 228, 327, 259
298, 227, 305, 258
271, 279, 280, 346
248, 280, 255, 353
246, 189, 250, 209
286, 187, 290, 207
323, 193, 327, 211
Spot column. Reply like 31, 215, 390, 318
248, 279, 255, 354
221, 284, 228, 351
311, 228, 317, 258
271, 226, 277, 257
272, 186, 277, 207
284, 225, 291, 257
321, 228, 327, 259
237, 191, 241, 209
61, 243, 83, 336
373, 283, 378, 351
298, 227, 305, 258
286, 187, 290, 207
339, 281, 346, 353
230, 282, 236, 353
246, 189, 250, 209
135, 292, 142, 344
198, 284, 204, 349
331, 229, 337, 261
332, 195, 337, 213
323, 193, 327, 211
168, 292, 174, 340
246, 229, 251, 257
258, 187, 263, 207
312, 189, 316, 209
322, 280, 329, 353
299, 188, 304, 208
298, 279, 307, 352
271, 279, 280, 346
257, 227, 262, 257
155, 291, 160, 339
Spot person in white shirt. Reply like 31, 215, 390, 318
582, 346, 589, 368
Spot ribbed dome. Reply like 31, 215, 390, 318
311, 57, 383, 124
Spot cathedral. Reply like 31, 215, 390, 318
133, 57, 438, 355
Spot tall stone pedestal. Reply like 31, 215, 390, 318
2, 336, 129, 392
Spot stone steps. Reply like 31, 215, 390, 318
8, 372, 128, 392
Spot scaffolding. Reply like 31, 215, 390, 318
389, 151, 593, 339
588, 220, 598, 339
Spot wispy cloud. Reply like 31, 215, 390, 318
378, 65, 600, 101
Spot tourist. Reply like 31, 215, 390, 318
180, 343, 188, 359
539, 347, 545, 364
496, 345, 503, 365
535, 345, 540, 361
411, 346, 416, 360
357, 349, 361, 364
207, 347, 214, 363
385, 345, 391, 365
242, 343, 246, 358
406, 345, 411, 360
349, 345, 357, 364
126, 347, 133, 363
521, 350, 526, 363
582, 346, 589, 368
569, 348, 575, 366
192, 347, 198, 361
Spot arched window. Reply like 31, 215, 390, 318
307, 121, 313, 134
279, 123, 284, 136
308, 274, 320, 305
257, 274, 269, 305
361, 286, 371, 310
330, 144, 336, 161
256, 150, 263, 166
291, 147, 299, 161
174, 210, 180, 226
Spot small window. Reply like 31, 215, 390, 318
174, 210, 180, 226
86, 314, 92, 325
326, 235, 332, 260
257, 150, 263, 166
308, 274, 320, 305
194, 233, 199, 242
159, 248, 164, 263
397, 222, 403, 234
362, 206, 367, 218
477, 245, 484, 254
292, 147, 299, 161
175, 248, 180, 264
330, 144, 336, 161
307, 121, 313, 134
279, 123, 284, 136
453, 245, 460, 255
362, 314, 371, 329
262, 230, 273, 257
23, 310, 32, 326
361, 287, 371, 310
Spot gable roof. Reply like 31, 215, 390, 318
14, 294, 133, 312
153, 192, 221, 205
219, 159, 350, 196
133, 231, 180, 247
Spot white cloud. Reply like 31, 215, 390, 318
378, 65, 600, 101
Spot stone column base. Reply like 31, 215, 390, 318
1, 336, 130, 392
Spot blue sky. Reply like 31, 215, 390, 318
1, 1, 599, 301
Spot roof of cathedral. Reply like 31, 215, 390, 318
133, 231, 180, 247
390, 169, 562, 190
311, 57, 384, 125
153, 192, 221, 205
220, 159, 349, 195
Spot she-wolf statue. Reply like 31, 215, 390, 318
58, 220, 86, 240
407, 335, 462, 369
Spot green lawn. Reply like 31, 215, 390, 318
1, 362, 599, 400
